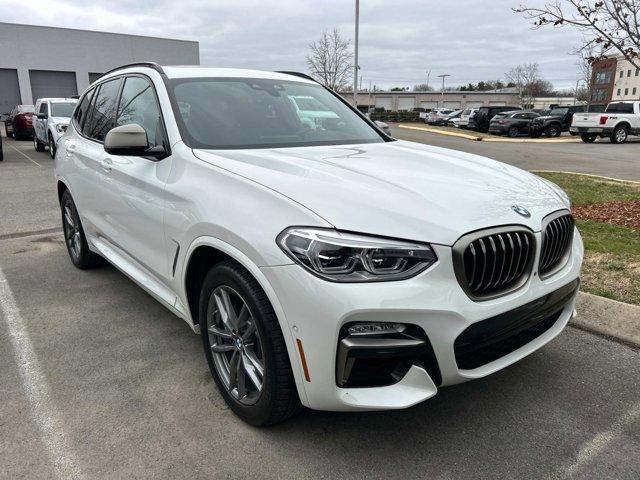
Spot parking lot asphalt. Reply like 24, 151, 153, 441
1, 135, 639, 479
391, 126, 640, 182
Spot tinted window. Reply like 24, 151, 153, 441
170, 78, 384, 149
51, 102, 76, 117
84, 78, 121, 141
605, 102, 634, 114
39, 103, 48, 115
549, 108, 569, 116
74, 88, 95, 128
116, 76, 163, 147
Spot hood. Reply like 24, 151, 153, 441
49, 116, 70, 125
193, 140, 568, 245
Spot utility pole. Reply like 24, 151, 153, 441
426, 70, 431, 91
437, 74, 450, 107
353, 0, 359, 107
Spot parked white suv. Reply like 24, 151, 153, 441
459, 108, 479, 129
33, 97, 78, 157
55, 63, 583, 426
570, 101, 640, 143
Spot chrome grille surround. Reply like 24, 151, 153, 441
453, 226, 536, 301
539, 210, 574, 279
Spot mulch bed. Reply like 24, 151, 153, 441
572, 200, 640, 230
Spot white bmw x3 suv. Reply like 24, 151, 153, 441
55, 63, 583, 426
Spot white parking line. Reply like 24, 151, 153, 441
549, 401, 640, 479
0, 265, 84, 479
7, 142, 41, 166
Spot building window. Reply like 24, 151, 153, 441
591, 88, 607, 101
617, 88, 621, 96
636, 69, 639, 77
625, 88, 629, 95
595, 71, 612, 84
627, 69, 632, 77
620, 70, 624, 78
634, 87, 637, 96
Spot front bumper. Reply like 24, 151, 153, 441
261, 229, 583, 411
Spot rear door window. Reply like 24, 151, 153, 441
73, 88, 95, 130
84, 78, 121, 142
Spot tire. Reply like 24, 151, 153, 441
199, 260, 301, 426
5, 122, 12, 138
48, 133, 56, 159
0, 146, 3, 161
545, 125, 561, 137
580, 133, 597, 143
34, 134, 45, 152
507, 127, 519, 138
60, 189, 103, 269
610, 125, 628, 144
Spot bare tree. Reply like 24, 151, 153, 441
506, 63, 544, 107
575, 40, 598, 105
412, 83, 434, 91
514, 1, 640, 69
306, 29, 354, 90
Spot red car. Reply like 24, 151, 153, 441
5, 104, 35, 139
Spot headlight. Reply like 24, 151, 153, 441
277, 227, 437, 282
55, 124, 68, 134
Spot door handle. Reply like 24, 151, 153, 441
101, 157, 113, 173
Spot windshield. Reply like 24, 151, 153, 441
549, 108, 569, 116
51, 102, 76, 117
170, 78, 385, 149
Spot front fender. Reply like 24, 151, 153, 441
178, 235, 310, 407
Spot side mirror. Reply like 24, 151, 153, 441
104, 124, 165, 158
375, 120, 391, 136
37, 113, 48, 119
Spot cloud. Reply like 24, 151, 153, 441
0, 0, 584, 89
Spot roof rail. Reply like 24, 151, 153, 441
276, 71, 318, 83
100, 62, 165, 78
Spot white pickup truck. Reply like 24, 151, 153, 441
570, 101, 640, 144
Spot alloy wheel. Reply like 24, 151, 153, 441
615, 128, 627, 143
62, 201, 82, 261
207, 285, 265, 406
49, 137, 55, 158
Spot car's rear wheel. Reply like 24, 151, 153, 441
545, 125, 561, 137
610, 125, 628, 144
200, 260, 301, 426
580, 133, 597, 143
34, 134, 45, 152
60, 190, 102, 269
507, 126, 519, 138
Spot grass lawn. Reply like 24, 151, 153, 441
534, 172, 640, 305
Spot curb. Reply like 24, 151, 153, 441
396, 124, 581, 144
571, 292, 640, 348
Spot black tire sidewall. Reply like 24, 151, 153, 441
508, 127, 518, 137
199, 263, 283, 426
60, 190, 100, 269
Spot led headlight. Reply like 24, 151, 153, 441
56, 124, 68, 134
277, 227, 437, 282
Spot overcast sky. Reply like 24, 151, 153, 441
0, 0, 585, 90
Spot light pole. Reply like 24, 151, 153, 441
353, 0, 359, 107
426, 70, 431, 91
437, 74, 450, 107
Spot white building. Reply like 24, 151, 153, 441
0, 22, 199, 111
612, 57, 640, 101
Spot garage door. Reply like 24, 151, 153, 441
397, 97, 415, 111
444, 101, 461, 109
375, 97, 393, 111
0, 69, 21, 114
466, 101, 484, 108
89, 72, 104, 84
420, 101, 438, 110
29, 70, 77, 102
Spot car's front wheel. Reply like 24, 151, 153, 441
34, 133, 45, 152
199, 260, 301, 426
48, 133, 56, 158
60, 189, 102, 269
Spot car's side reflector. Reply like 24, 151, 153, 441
296, 338, 311, 382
